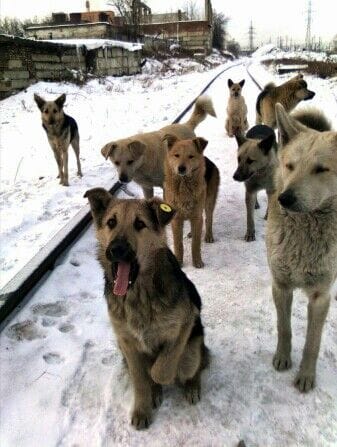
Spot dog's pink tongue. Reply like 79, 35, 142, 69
113, 262, 131, 296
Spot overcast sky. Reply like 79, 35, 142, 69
0, 0, 335, 46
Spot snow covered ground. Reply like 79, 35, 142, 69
0, 59, 337, 446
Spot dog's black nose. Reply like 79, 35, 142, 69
234, 92, 239, 97
107, 238, 131, 261
178, 165, 186, 174
278, 190, 297, 208
119, 173, 129, 183
233, 171, 240, 181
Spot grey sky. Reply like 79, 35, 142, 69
0, 0, 335, 46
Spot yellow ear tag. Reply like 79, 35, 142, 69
160, 203, 172, 213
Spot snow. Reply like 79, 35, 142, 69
1, 58, 337, 446
42, 38, 143, 52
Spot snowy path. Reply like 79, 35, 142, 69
1, 63, 337, 447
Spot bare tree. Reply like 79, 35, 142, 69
0, 16, 51, 37
183, 0, 201, 20
212, 11, 229, 51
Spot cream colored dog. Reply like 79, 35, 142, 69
266, 103, 336, 392
225, 79, 248, 137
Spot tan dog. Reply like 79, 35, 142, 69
163, 136, 219, 268
34, 93, 82, 186
225, 79, 248, 137
101, 95, 216, 198
266, 103, 337, 392
256, 74, 315, 128
85, 188, 209, 429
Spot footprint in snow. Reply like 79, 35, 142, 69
6, 320, 46, 341
32, 301, 67, 317
58, 323, 74, 333
43, 352, 64, 364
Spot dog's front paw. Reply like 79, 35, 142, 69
131, 408, 152, 430
244, 230, 255, 242
294, 369, 315, 392
184, 381, 201, 405
273, 352, 292, 371
193, 259, 204, 268
151, 362, 175, 385
204, 234, 214, 243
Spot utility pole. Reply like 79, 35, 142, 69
248, 20, 255, 51
305, 0, 312, 50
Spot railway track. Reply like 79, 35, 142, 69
0, 60, 263, 329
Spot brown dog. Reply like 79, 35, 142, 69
256, 74, 315, 128
85, 188, 209, 429
163, 136, 219, 268
225, 79, 248, 137
34, 93, 82, 186
101, 95, 216, 198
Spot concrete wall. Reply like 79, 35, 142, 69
26, 23, 112, 40
0, 35, 141, 99
140, 20, 212, 54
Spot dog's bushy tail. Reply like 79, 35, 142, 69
292, 108, 332, 132
186, 95, 216, 130
256, 82, 276, 116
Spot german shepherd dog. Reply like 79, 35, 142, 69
256, 74, 315, 128
267, 103, 336, 392
101, 95, 216, 199
163, 136, 220, 268
85, 188, 209, 429
225, 79, 248, 137
34, 93, 82, 186
233, 125, 276, 241
233, 108, 331, 242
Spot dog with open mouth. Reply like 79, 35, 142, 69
85, 188, 209, 429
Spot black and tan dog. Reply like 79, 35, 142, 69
85, 188, 209, 429
163, 136, 219, 268
34, 93, 82, 186
233, 125, 277, 241
256, 74, 315, 128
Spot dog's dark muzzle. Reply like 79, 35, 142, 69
305, 90, 315, 100
119, 173, 130, 183
106, 237, 135, 263
233, 168, 251, 182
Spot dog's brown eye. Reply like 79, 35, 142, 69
188, 155, 194, 159
127, 160, 134, 165
134, 218, 146, 231
44, 110, 49, 114
285, 163, 294, 171
313, 165, 329, 174
247, 157, 254, 164
174, 154, 180, 158
107, 217, 117, 229
115, 161, 120, 166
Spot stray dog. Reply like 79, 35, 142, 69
34, 93, 82, 186
225, 79, 248, 137
256, 74, 315, 128
101, 95, 216, 198
233, 125, 277, 241
164, 136, 219, 268
234, 108, 331, 241
267, 103, 336, 392
85, 188, 209, 429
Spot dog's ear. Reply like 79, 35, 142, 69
235, 133, 247, 147
239, 79, 245, 88
34, 93, 46, 110
162, 134, 178, 151
228, 79, 233, 88
275, 103, 300, 147
128, 140, 146, 158
146, 197, 176, 228
258, 134, 275, 155
84, 188, 113, 226
55, 93, 66, 109
101, 142, 117, 159
193, 137, 208, 153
